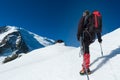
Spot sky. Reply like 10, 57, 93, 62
0, 0, 119, 47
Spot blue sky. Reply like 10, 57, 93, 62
0, 0, 119, 47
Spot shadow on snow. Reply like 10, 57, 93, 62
90, 47, 120, 73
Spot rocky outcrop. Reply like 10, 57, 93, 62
0, 26, 29, 55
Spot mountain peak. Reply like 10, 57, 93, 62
0, 26, 55, 56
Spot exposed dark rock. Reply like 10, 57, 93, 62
0, 26, 54, 63
2, 54, 19, 63
55, 40, 64, 43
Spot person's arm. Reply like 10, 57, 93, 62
77, 17, 84, 41
97, 32, 102, 43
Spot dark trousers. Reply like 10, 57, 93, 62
82, 40, 90, 53
82, 31, 91, 54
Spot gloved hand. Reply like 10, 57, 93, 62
77, 33, 83, 41
98, 38, 102, 43
77, 35, 80, 41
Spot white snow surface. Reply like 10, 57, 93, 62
0, 28, 120, 80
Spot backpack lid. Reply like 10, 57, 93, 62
93, 11, 101, 16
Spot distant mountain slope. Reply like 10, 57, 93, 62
0, 26, 55, 56
19, 27, 55, 50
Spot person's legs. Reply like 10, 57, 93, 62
80, 41, 91, 74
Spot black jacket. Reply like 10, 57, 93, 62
77, 15, 90, 38
77, 15, 102, 43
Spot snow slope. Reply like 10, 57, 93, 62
19, 27, 55, 50
0, 28, 120, 80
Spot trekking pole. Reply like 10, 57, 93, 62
99, 43, 103, 56
79, 46, 82, 57
79, 37, 84, 57
80, 41, 90, 80
83, 59, 90, 80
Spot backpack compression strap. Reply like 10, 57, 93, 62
93, 11, 101, 28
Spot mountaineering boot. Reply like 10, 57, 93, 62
80, 68, 91, 75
